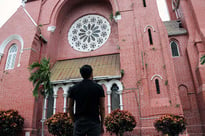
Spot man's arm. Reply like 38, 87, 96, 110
68, 98, 75, 123
99, 97, 105, 133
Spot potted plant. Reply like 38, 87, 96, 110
104, 109, 136, 136
45, 112, 73, 136
0, 109, 24, 136
154, 114, 187, 136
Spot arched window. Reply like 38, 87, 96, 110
170, 41, 180, 57
111, 83, 120, 111
155, 79, 160, 94
5, 44, 18, 70
148, 29, 153, 45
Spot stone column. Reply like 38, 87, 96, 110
41, 94, 48, 136
53, 86, 59, 114
106, 88, 111, 113
119, 89, 123, 110
62, 85, 69, 112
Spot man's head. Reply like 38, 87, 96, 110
80, 65, 93, 79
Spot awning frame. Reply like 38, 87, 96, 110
51, 75, 121, 85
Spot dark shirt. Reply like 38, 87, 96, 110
68, 79, 105, 121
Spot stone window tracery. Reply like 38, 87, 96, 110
5, 44, 18, 70
68, 15, 111, 52
170, 41, 180, 57
111, 83, 120, 111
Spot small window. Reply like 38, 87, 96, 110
155, 79, 160, 94
148, 29, 153, 45
5, 44, 18, 70
143, 0, 146, 7
111, 84, 120, 111
170, 41, 180, 57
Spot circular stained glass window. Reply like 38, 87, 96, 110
68, 15, 111, 52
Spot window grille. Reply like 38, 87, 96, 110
5, 44, 18, 70
111, 84, 120, 111
170, 41, 180, 57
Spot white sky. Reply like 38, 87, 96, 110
0, 0, 170, 28
0, 0, 22, 27
157, 0, 170, 21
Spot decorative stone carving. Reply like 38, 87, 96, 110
68, 15, 111, 52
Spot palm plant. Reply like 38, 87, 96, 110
28, 58, 52, 97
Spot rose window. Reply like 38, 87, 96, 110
68, 15, 111, 52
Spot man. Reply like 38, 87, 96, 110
68, 65, 105, 136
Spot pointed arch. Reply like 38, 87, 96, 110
52, 83, 74, 114
170, 39, 180, 57
98, 79, 123, 113
49, 0, 115, 27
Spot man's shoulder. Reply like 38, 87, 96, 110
69, 82, 81, 90
91, 80, 103, 87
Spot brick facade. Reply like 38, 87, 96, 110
0, 0, 205, 135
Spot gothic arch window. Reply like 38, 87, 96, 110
98, 80, 123, 113
5, 44, 18, 70
111, 83, 120, 111
170, 40, 180, 57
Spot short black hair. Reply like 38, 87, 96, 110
80, 65, 93, 79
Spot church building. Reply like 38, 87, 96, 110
0, 0, 205, 135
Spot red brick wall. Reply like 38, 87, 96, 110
1, 0, 205, 135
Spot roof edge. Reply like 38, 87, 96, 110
51, 75, 121, 84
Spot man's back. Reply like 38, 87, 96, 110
68, 65, 105, 136
69, 79, 104, 121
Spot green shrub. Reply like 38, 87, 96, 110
154, 114, 186, 136
104, 109, 136, 136
46, 112, 73, 136
0, 109, 24, 136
